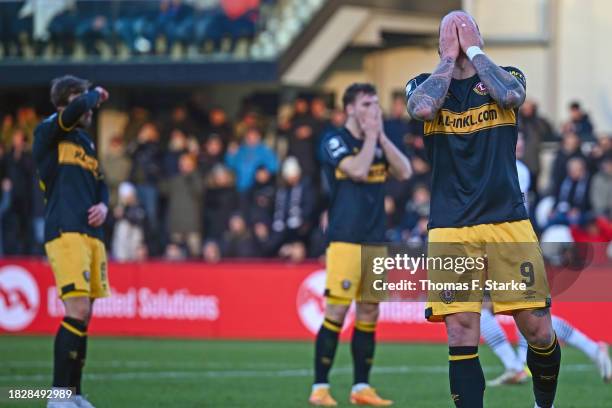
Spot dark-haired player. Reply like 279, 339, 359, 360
309, 83, 412, 406
33, 75, 110, 408
406, 11, 560, 408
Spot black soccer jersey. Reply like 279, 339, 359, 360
406, 66, 528, 229
33, 90, 109, 243
320, 127, 388, 244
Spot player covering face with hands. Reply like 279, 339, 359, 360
406, 11, 559, 408
33, 75, 111, 408
310, 83, 411, 406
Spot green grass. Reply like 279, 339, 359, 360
0, 336, 609, 407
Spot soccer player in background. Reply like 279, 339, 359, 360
407, 11, 560, 408
309, 83, 412, 406
33, 75, 110, 408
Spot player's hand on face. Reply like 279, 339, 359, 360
88, 202, 108, 227
455, 14, 482, 53
358, 105, 382, 140
439, 16, 460, 60
94, 86, 109, 105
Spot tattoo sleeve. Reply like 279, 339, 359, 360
471, 54, 526, 109
407, 57, 455, 121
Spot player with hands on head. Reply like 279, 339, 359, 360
33, 75, 111, 408
406, 11, 557, 408
309, 83, 410, 407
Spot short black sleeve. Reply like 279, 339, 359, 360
502, 66, 526, 91
405, 73, 431, 100
320, 132, 351, 168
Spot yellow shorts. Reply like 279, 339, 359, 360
45, 233, 111, 300
425, 220, 550, 322
325, 242, 387, 304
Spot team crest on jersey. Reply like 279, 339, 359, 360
439, 290, 455, 304
473, 82, 488, 96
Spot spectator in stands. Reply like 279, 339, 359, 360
102, 135, 132, 209
0, 179, 12, 256
550, 132, 585, 195
234, 109, 260, 140
114, 1, 159, 54
202, 239, 222, 263
199, 133, 225, 174
129, 122, 164, 233
74, 0, 112, 55
112, 182, 148, 262
549, 157, 591, 226
47, 2, 79, 56
519, 100, 556, 192
587, 135, 611, 174
164, 128, 190, 176
243, 165, 275, 225
17, 107, 38, 143
563, 101, 595, 141
204, 164, 239, 240
205, 107, 233, 145
589, 153, 612, 217
222, 212, 256, 257
123, 107, 151, 144
310, 97, 329, 140
225, 127, 278, 193
270, 157, 314, 249
288, 115, 317, 181
162, 105, 199, 142
160, 153, 205, 258
0, 114, 15, 148
327, 108, 347, 132
397, 184, 430, 243
3, 128, 34, 254
308, 210, 328, 259
165, 242, 187, 261
384, 93, 412, 146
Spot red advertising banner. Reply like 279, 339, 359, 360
0, 260, 611, 342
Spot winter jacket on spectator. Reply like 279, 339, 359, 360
221, 213, 257, 258
102, 138, 132, 208
550, 132, 585, 194
518, 101, 556, 177
129, 140, 163, 185
589, 156, 612, 216
160, 166, 204, 236
242, 166, 275, 225
225, 128, 278, 192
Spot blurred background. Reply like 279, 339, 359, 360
0, 3, 610, 406
0, 0, 610, 262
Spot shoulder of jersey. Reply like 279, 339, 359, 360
405, 73, 431, 96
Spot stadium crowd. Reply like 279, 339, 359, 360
0, 95, 610, 262
0, 0, 266, 58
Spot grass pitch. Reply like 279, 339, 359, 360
0, 336, 609, 407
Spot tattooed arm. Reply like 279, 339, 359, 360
471, 54, 526, 109
407, 57, 455, 121
455, 13, 526, 109
406, 17, 459, 121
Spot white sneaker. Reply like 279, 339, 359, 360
47, 398, 79, 408
487, 369, 529, 386
47, 388, 79, 408
594, 342, 612, 383
534, 405, 554, 408
74, 395, 96, 408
